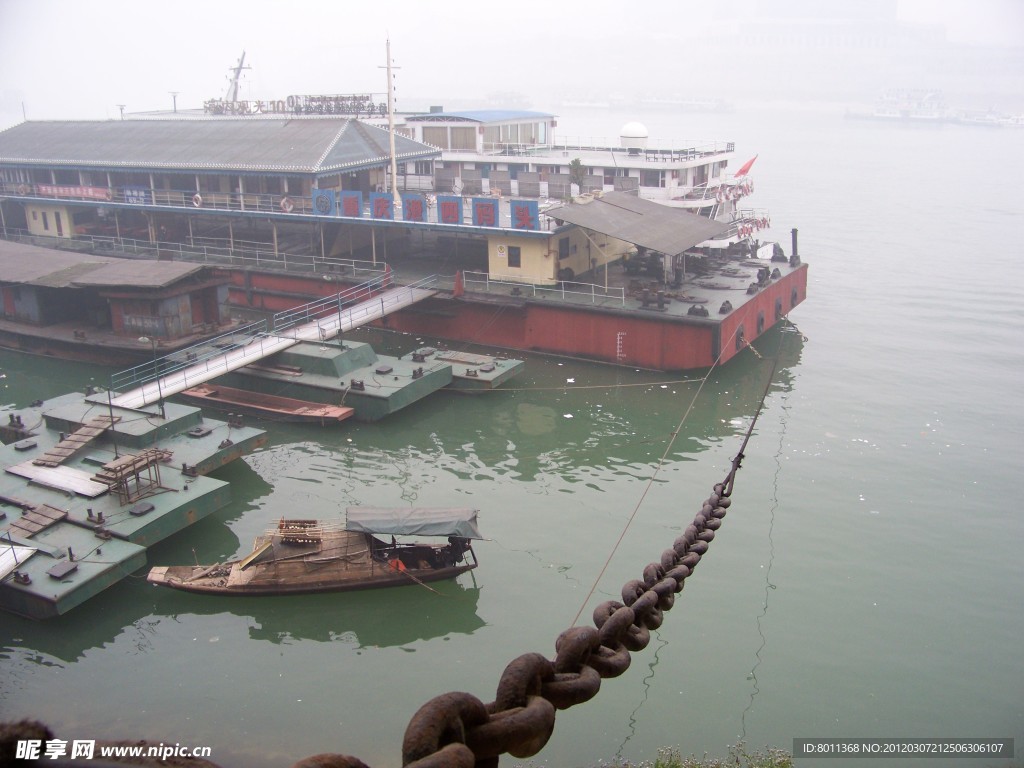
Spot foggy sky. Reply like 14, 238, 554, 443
0, 0, 1021, 130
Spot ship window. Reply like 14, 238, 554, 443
422, 127, 449, 149
42, 211, 49, 231
483, 126, 501, 146
507, 246, 521, 268
558, 237, 570, 260
641, 170, 665, 188
450, 127, 477, 150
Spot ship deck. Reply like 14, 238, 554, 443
0, 391, 267, 619
385, 241, 802, 322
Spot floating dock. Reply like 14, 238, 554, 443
0, 391, 266, 619
409, 347, 525, 392
217, 340, 454, 422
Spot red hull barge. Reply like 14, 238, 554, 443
223, 261, 807, 372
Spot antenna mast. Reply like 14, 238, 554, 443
385, 39, 401, 212
226, 52, 251, 103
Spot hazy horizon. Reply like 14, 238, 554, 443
1, 0, 1022, 129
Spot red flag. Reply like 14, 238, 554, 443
734, 155, 758, 177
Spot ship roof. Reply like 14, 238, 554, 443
0, 241, 204, 288
405, 109, 555, 123
345, 507, 483, 539
545, 191, 730, 256
0, 117, 440, 175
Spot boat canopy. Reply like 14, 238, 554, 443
544, 191, 729, 256
345, 507, 483, 540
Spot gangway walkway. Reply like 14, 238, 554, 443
107, 276, 438, 412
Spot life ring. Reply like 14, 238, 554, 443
16, 184, 29, 196
280, 196, 294, 213
192, 193, 203, 208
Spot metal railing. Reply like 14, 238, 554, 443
110, 320, 270, 395
0, 229, 390, 278
272, 273, 396, 334
279, 274, 439, 341
107, 275, 440, 408
462, 271, 625, 306
483, 137, 735, 158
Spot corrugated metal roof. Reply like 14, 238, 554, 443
0, 243, 116, 286
405, 110, 556, 123
71, 259, 205, 288
544, 192, 730, 255
0, 242, 205, 289
0, 117, 440, 174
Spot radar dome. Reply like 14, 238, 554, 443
620, 121, 649, 151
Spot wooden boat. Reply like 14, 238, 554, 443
146, 507, 481, 596
179, 382, 354, 424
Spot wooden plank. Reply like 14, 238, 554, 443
35, 505, 68, 521
8, 504, 69, 538
10, 520, 44, 536
30, 415, 123, 468
6, 461, 110, 498
238, 541, 274, 570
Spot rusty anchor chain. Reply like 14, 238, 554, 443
1, 326, 791, 768
294, 324, 782, 768
292, 473, 738, 768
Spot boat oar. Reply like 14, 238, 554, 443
390, 562, 443, 595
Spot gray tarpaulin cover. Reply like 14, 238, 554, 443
345, 507, 483, 539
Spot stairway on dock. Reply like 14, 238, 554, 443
0, 494, 68, 538
92, 448, 174, 505
31, 415, 120, 468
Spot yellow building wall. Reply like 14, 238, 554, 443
25, 203, 75, 239
550, 228, 635, 282
487, 227, 635, 284
487, 234, 556, 283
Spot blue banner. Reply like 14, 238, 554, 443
401, 193, 427, 223
436, 195, 463, 225
510, 199, 540, 231
471, 197, 499, 227
339, 191, 363, 218
123, 185, 150, 205
312, 189, 336, 215
370, 192, 394, 220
